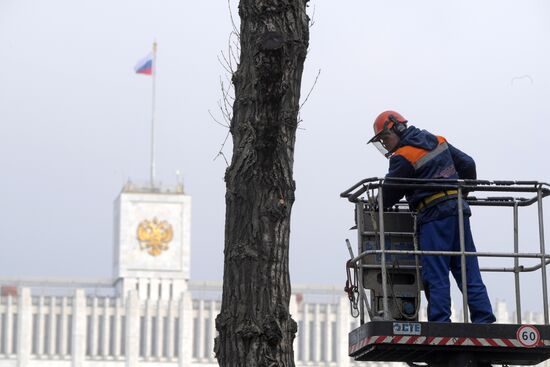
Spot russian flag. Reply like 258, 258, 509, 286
135, 53, 153, 75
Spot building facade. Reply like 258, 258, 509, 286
0, 186, 545, 367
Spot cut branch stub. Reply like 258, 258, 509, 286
259, 31, 286, 50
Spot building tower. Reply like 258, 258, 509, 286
113, 181, 191, 300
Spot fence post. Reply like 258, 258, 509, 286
337, 295, 350, 367
71, 289, 86, 367
16, 287, 31, 367
178, 291, 192, 367
125, 290, 139, 367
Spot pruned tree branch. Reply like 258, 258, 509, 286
300, 68, 321, 110
213, 130, 231, 166
210, 1, 240, 165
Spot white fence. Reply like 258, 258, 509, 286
187, 282, 398, 367
0, 288, 193, 367
0, 283, 545, 367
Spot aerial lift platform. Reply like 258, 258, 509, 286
341, 178, 550, 366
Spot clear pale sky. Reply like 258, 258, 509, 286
1, 1, 549, 311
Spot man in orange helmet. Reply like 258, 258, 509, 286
368, 110, 495, 323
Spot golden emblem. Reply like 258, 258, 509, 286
137, 218, 174, 256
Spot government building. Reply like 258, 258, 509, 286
0, 185, 544, 367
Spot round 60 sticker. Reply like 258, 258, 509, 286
516, 325, 541, 347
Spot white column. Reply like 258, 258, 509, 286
178, 291, 193, 367
125, 290, 139, 367
5, 295, 13, 356
36, 296, 45, 356
90, 297, 98, 357
199, 299, 204, 361
301, 303, 309, 362
325, 304, 332, 363
337, 296, 350, 367
113, 297, 121, 358
151, 278, 160, 302
17, 288, 31, 367
313, 303, 320, 362
159, 280, 166, 301
0, 305, 3, 355
60, 297, 68, 356
102, 298, 110, 358
72, 289, 86, 367
144, 299, 152, 359
418, 303, 427, 321
208, 300, 216, 362
118, 278, 134, 302
155, 300, 163, 359
495, 299, 510, 324
166, 298, 175, 359
138, 278, 148, 300
0, 304, 3, 355
48, 296, 56, 357
172, 279, 186, 297
289, 295, 300, 360
450, 301, 460, 322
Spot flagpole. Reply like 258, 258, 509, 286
150, 41, 157, 189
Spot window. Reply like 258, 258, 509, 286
139, 316, 146, 357
332, 321, 337, 362
86, 315, 92, 356
67, 316, 73, 355
97, 315, 104, 355
0, 314, 4, 354
162, 317, 169, 357
151, 317, 157, 357
120, 316, 125, 356
55, 314, 62, 355
173, 317, 180, 358
12, 315, 17, 354
320, 321, 326, 362
42, 315, 49, 355
31, 314, 39, 355
297, 321, 304, 361
204, 318, 211, 359
308, 320, 315, 361
192, 317, 199, 358
109, 315, 115, 356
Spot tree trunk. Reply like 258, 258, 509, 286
215, 0, 309, 366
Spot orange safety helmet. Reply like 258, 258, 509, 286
367, 110, 408, 157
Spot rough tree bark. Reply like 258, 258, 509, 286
215, 0, 310, 366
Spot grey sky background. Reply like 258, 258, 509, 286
1, 1, 549, 312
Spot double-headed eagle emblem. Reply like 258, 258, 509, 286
137, 218, 174, 256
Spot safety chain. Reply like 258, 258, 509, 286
345, 259, 360, 318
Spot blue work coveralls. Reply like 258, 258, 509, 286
382, 126, 496, 323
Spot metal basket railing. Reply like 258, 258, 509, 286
341, 177, 550, 324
